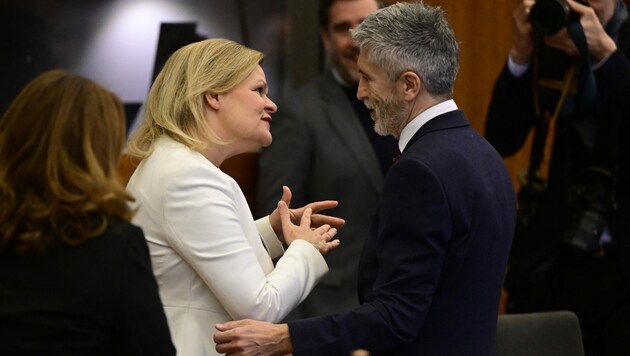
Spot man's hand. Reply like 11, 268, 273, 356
214, 320, 293, 356
510, 0, 537, 65
543, 0, 617, 62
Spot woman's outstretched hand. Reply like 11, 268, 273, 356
269, 186, 345, 244
277, 200, 340, 254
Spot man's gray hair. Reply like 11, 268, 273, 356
352, 1, 459, 98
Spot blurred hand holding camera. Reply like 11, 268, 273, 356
511, 0, 536, 65
511, 0, 618, 64
543, 0, 617, 61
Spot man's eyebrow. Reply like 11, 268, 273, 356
331, 21, 352, 31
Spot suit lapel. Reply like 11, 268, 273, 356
317, 71, 383, 192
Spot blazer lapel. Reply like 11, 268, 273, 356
317, 71, 383, 192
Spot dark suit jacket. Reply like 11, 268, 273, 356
257, 70, 391, 317
0, 219, 175, 355
288, 110, 516, 355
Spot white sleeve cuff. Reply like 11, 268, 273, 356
256, 216, 285, 259
508, 55, 530, 78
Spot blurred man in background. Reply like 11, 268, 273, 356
255, 0, 396, 319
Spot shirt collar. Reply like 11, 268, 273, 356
331, 67, 353, 88
398, 99, 458, 152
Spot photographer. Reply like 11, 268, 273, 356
486, 0, 630, 354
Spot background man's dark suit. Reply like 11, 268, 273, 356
485, 3, 630, 353
257, 69, 395, 317
288, 110, 516, 355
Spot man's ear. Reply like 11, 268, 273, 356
400, 71, 421, 101
320, 29, 331, 52
204, 92, 220, 110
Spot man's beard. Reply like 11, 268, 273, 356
364, 95, 407, 137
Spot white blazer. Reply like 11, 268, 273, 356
127, 137, 328, 356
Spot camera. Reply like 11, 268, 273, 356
529, 0, 589, 36
563, 166, 613, 254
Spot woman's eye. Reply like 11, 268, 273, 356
255, 87, 264, 94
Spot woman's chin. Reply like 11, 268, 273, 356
261, 135, 272, 148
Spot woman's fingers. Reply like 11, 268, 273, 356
320, 239, 341, 254
315, 225, 336, 241
299, 207, 313, 228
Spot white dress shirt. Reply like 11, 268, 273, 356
398, 99, 459, 152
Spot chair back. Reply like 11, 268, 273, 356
496, 311, 584, 356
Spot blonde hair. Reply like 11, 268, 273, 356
0, 70, 134, 255
127, 38, 265, 159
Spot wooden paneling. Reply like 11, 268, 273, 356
220, 153, 259, 209
117, 153, 140, 187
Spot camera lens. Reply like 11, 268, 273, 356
529, 0, 571, 35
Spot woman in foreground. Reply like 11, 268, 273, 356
126, 38, 343, 355
0, 70, 175, 355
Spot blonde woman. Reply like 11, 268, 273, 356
126, 39, 343, 355
0, 70, 175, 355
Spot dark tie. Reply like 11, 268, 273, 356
392, 148, 401, 163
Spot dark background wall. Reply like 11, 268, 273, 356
0, 0, 286, 115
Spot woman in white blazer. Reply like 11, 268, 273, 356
126, 39, 343, 355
